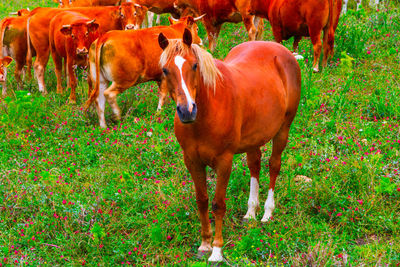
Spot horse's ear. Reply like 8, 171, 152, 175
158, 33, 169, 50
182, 28, 192, 47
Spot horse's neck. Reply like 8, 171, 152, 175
196, 60, 232, 117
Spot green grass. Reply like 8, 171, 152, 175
1, 1, 399, 266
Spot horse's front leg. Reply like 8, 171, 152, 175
183, 153, 212, 255
209, 153, 233, 262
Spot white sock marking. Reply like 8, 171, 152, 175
244, 177, 259, 220
208, 247, 223, 262
174, 56, 194, 111
261, 189, 275, 222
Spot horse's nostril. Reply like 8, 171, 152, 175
191, 103, 197, 113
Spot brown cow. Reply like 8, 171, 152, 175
249, 0, 342, 72
84, 16, 202, 128
27, 3, 147, 94
133, 0, 179, 18
0, 56, 13, 96
49, 12, 100, 103
54, 0, 123, 7
174, 0, 264, 51
0, 9, 35, 96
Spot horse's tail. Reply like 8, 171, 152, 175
83, 37, 104, 110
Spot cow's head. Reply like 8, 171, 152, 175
60, 20, 99, 58
119, 2, 148, 30
168, 15, 206, 46
9, 8, 30, 16
0, 57, 13, 82
53, 0, 71, 8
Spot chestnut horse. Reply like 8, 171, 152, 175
158, 29, 301, 262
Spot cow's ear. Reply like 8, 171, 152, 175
60, 25, 72, 35
158, 33, 169, 50
182, 28, 192, 47
2, 56, 13, 67
87, 20, 99, 32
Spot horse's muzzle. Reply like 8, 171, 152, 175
177, 103, 197, 123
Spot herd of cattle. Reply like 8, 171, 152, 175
0, 0, 380, 126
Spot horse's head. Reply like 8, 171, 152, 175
159, 29, 199, 123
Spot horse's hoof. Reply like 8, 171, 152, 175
208, 247, 224, 262
313, 67, 319, 73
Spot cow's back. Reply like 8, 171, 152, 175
270, 0, 329, 39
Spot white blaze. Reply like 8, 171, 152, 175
174, 56, 194, 110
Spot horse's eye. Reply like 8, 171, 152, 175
193, 63, 198, 71
162, 68, 169, 75
120, 13, 125, 18
134, 12, 137, 16
71, 34, 75, 39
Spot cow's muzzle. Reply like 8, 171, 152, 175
76, 47, 88, 56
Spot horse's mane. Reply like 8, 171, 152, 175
159, 39, 222, 92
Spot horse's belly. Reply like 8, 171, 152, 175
236, 111, 285, 153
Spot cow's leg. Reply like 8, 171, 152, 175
94, 79, 109, 128
254, 17, 264, 40
308, 26, 323, 72
342, 0, 348, 14
33, 48, 50, 95
156, 15, 161, 25
209, 153, 233, 262
204, 22, 221, 52
67, 57, 77, 104
242, 15, 257, 41
51, 51, 64, 94
261, 125, 290, 222
322, 26, 335, 68
183, 153, 212, 256
243, 149, 261, 220
156, 80, 167, 111
103, 82, 127, 121
292, 36, 304, 60
14, 61, 24, 91
356, 0, 362, 10
87, 74, 93, 97
147, 12, 154, 28
1, 67, 7, 97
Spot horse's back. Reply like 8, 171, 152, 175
224, 41, 301, 109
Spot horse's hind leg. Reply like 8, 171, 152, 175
243, 149, 261, 220
261, 125, 290, 222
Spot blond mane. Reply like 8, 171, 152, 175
159, 39, 222, 92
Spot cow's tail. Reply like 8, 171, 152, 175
0, 19, 8, 59
84, 37, 104, 110
26, 16, 33, 76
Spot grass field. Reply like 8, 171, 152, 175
1, 0, 399, 265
